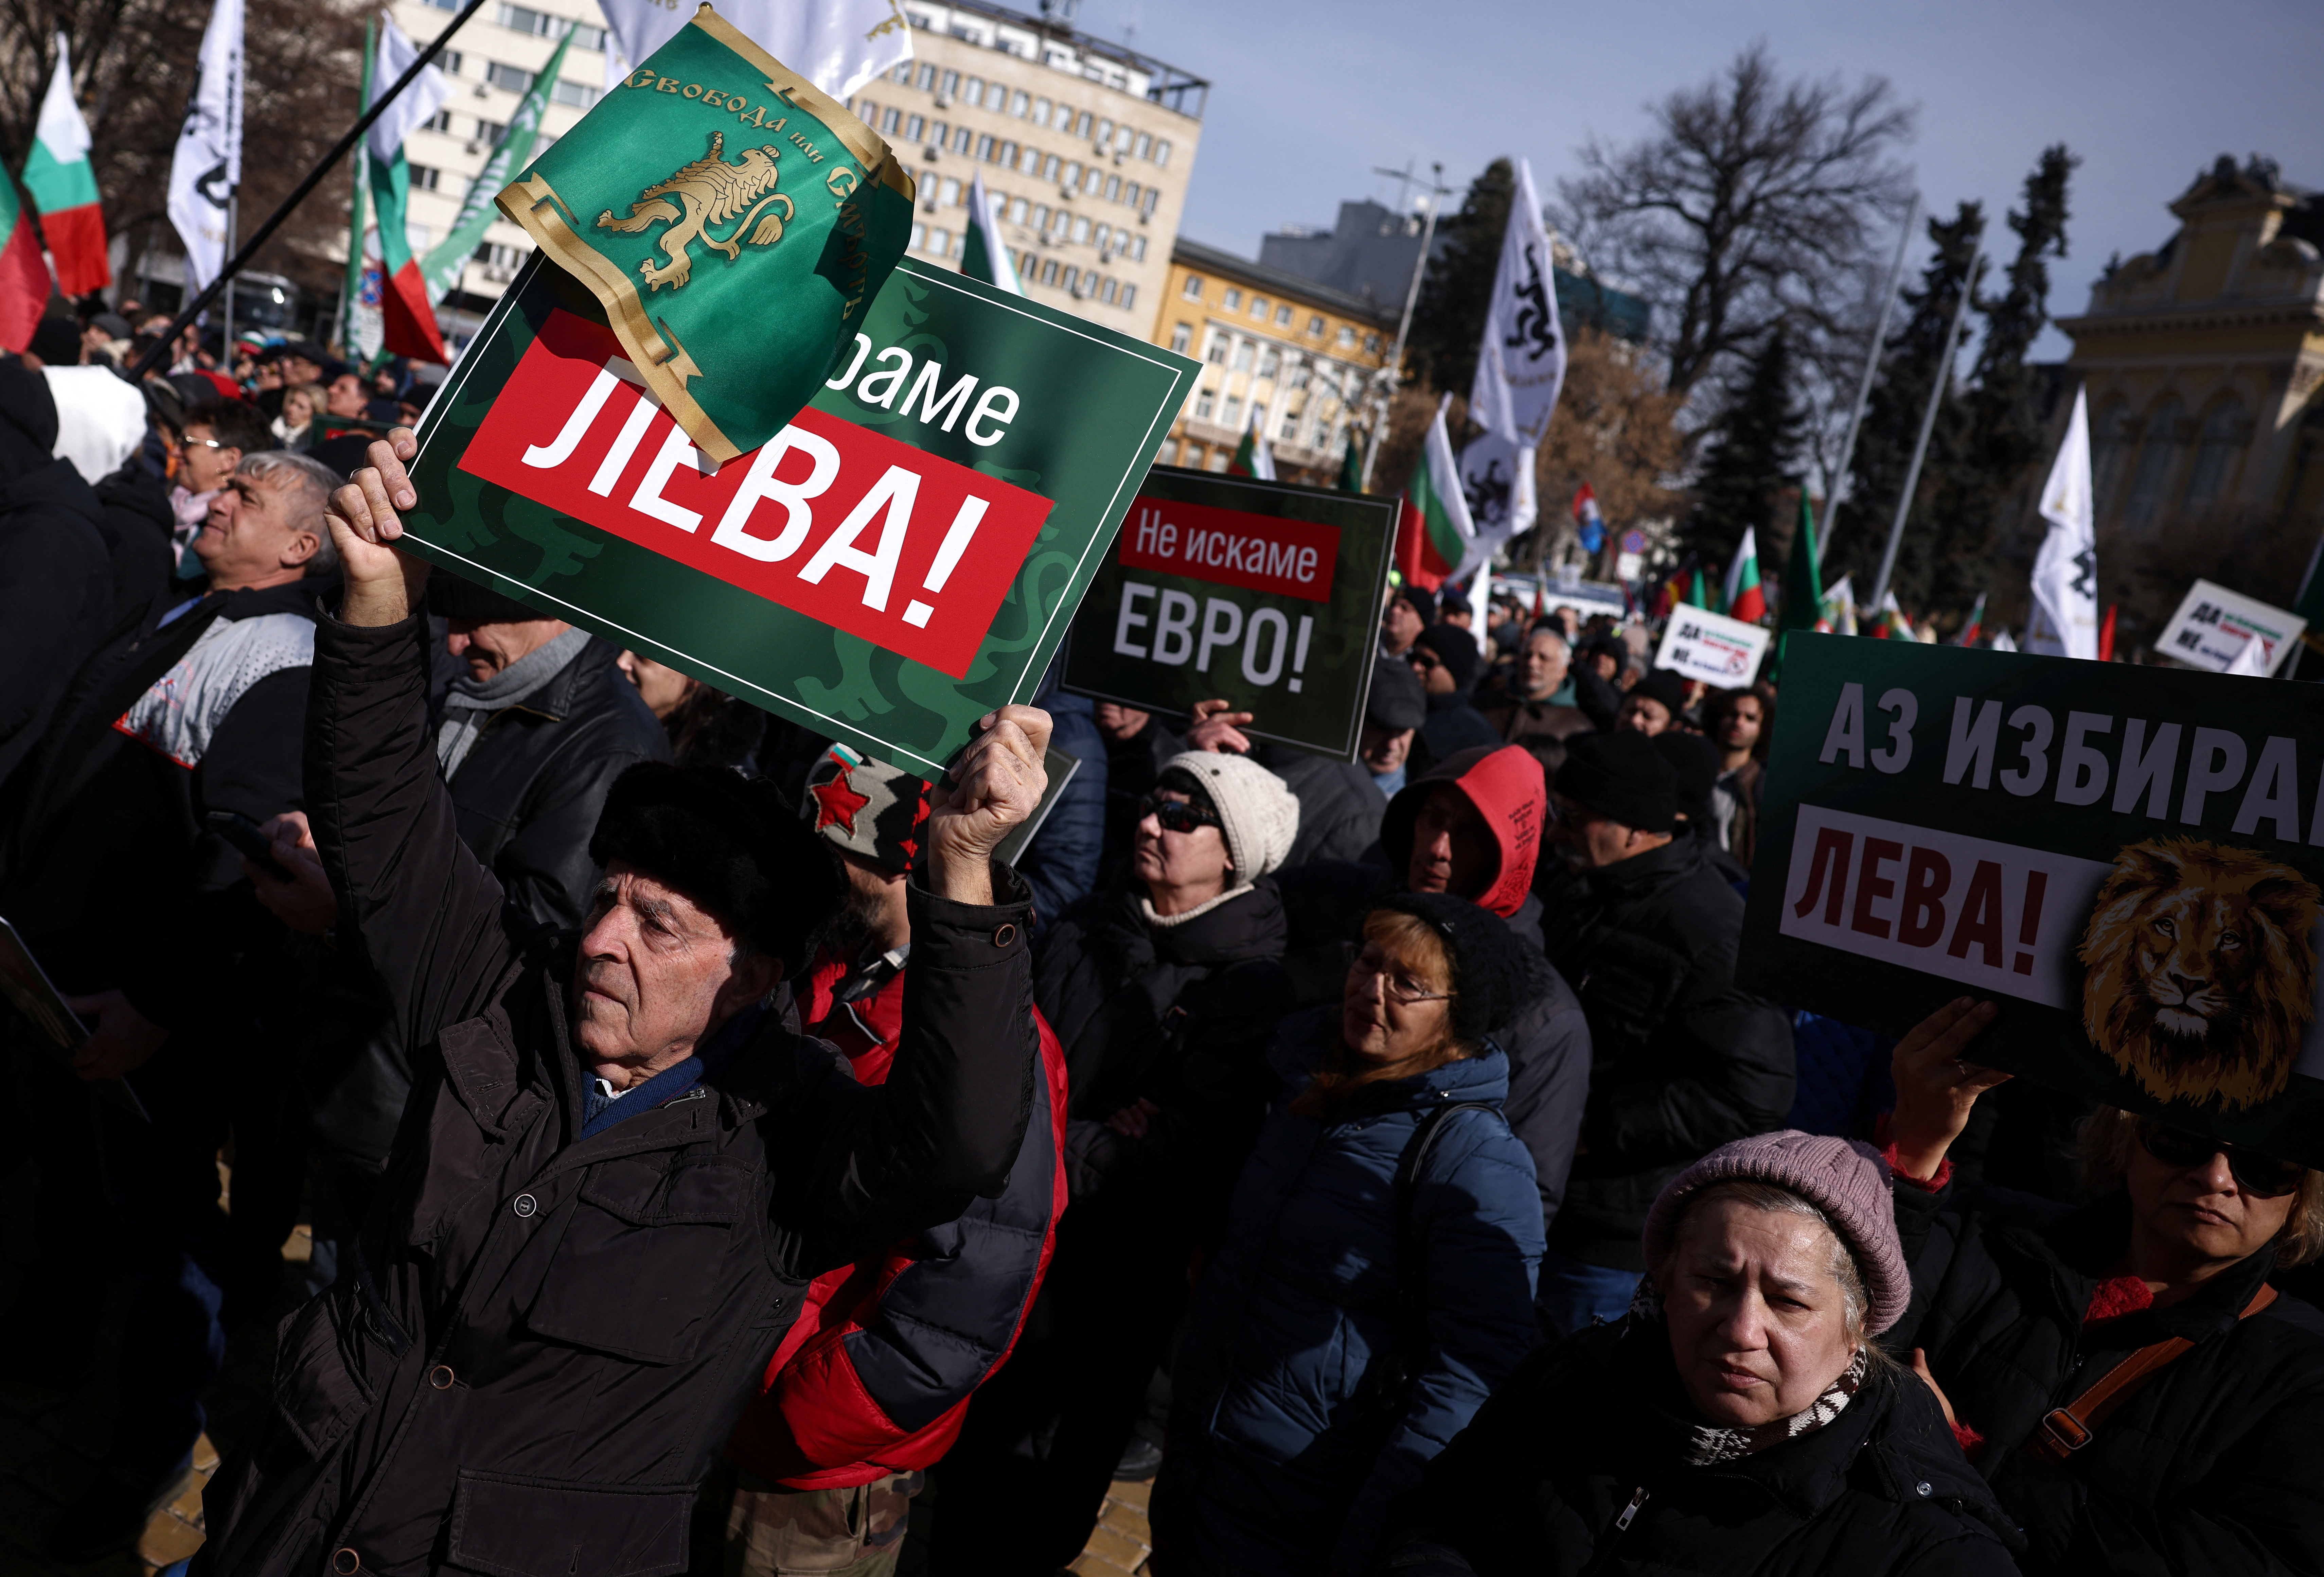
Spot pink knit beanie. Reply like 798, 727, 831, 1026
1640, 1130, 1910, 1336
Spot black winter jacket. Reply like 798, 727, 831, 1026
1035, 877, 1291, 1217
0, 456, 115, 788
90, 464, 177, 638
1538, 838, 1794, 1269
1256, 741, 1386, 869
1379, 1318, 2022, 1577
1893, 1181, 2324, 1575
442, 633, 670, 933
0, 578, 323, 1024
195, 612, 1040, 1577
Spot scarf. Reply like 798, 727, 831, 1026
436, 625, 592, 779
1626, 1277, 1870, 1467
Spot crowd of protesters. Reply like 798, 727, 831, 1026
0, 303, 2319, 1577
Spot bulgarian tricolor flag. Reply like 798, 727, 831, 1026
1722, 527, 1766, 624
23, 37, 107, 296
1229, 407, 1276, 481
961, 171, 1023, 295
1392, 397, 1474, 591
1952, 590, 1987, 646
1870, 591, 1916, 641
0, 168, 53, 353
365, 19, 452, 362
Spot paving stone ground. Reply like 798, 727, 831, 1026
0, 1149, 1147, 1577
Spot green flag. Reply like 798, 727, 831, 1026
423, 28, 572, 304
1687, 566, 1709, 610
959, 170, 1022, 295
497, 2, 913, 463
1781, 490, 1823, 632
1338, 433, 1363, 492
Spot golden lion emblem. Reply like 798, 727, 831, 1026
2079, 837, 2321, 1111
596, 131, 796, 293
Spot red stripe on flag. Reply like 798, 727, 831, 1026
381, 258, 449, 364
1393, 497, 1453, 591
0, 218, 52, 353
1729, 585, 1766, 624
40, 204, 109, 296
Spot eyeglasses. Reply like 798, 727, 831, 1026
1407, 650, 1442, 672
1348, 948, 1452, 1006
2137, 1121, 2304, 1198
183, 438, 230, 452
1134, 794, 1220, 834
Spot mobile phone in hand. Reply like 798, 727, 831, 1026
205, 809, 293, 882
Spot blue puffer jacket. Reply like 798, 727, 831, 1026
1153, 1013, 1544, 1577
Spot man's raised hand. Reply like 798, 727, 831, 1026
328, 427, 430, 627
926, 705, 1052, 906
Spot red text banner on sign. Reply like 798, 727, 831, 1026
458, 310, 1054, 679
1117, 498, 1339, 603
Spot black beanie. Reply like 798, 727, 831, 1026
1557, 729, 1679, 834
589, 762, 844, 974
1377, 890, 1551, 1040
429, 570, 546, 624
1366, 655, 1428, 732
1394, 583, 1438, 626
1653, 731, 1722, 830
1632, 668, 1690, 718
1415, 623, 1482, 691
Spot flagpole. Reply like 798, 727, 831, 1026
127, 0, 488, 381
1361, 161, 1450, 491
1820, 194, 1917, 571
221, 194, 236, 354
1868, 225, 1983, 614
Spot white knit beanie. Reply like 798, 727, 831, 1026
1159, 751, 1300, 884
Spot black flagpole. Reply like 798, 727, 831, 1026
127, 0, 491, 382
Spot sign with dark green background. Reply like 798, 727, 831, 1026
396, 254, 1198, 780
1743, 633, 2324, 1168
1060, 468, 1397, 760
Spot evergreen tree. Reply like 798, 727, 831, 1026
1830, 203, 1985, 611
1926, 146, 2077, 613
1681, 328, 1805, 565
1406, 159, 1513, 394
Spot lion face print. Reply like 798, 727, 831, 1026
2079, 837, 2322, 1111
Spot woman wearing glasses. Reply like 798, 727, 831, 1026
1150, 892, 1547, 1577
1882, 998, 2324, 1575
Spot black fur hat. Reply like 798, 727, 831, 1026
1376, 890, 1551, 1041
588, 762, 844, 974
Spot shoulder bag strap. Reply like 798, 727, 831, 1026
2028, 1282, 2277, 1461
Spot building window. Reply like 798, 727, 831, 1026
1222, 397, 1244, 428
1308, 315, 1325, 336
2124, 397, 2185, 531
976, 134, 994, 159
928, 228, 951, 258
965, 75, 984, 102
1042, 153, 1061, 180
409, 163, 441, 191
997, 140, 1016, 165
1131, 236, 1147, 263
987, 82, 1008, 109
1008, 90, 1027, 117
906, 113, 925, 142
940, 177, 961, 206
1084, 166, 1104, 194
1153, 138, 1170, 167
1207, 450, 1230, 472
928, 120, 947, 147
551, 79, 598, 109
1093, 223, 1112, 252
1336, 325, 1355, 348
1063, 160, 1082, 189
1104, 174, 1120, 202
953, 126, 973, 154
1249, 296, 1268, 320
879, 107, 899, 135
1075, 110, 1093, 137
1098, 277, 1116, 304
891, 61, 911, 84
1223, 288, 1243, 311
917, 63, 937, 90
1033, 97, 1052, 126
2182, 397, 2249, 512
1258, 348, 1280, 379
940, 69, 959, 96
1274, 304, 1292, 327
1121, 284, 1136, 311
1135, 132, 1152, 159
1093, 118, 1112, 148
1170, 323, 1191, 354
1123, 181, 1140, 210
485, 60, 532, 93
1231, 341, 1254, 372
1183, 275, 1203, 300
1280, 409, 1299, 441
1204, 333, 1227, 364
1008, 197, 1028, 224
1195, 391, 1215, 421
1015, 145, 1037, 173
422, 108, 454, 133
1033, 203, 1051, 231
1365, 333, 1382, 353
1070, 215, 1090, 243
1061, 266, 1081, 293
911, 221, 926, 250
1141, 189, 1159, 219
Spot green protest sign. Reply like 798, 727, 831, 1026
1741, 633, 2324, 1168
1059, 467, 1397, 760
395, 255, 1198, 779
497, 3, 913, 462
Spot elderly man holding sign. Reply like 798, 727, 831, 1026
195, 432, 1052, 1577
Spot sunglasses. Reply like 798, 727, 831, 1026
1134, 794, 1220, 834
1408, 650, 1443, 672
2137, 1121, 2304, 1198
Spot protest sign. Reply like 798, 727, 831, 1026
0, 917, 144, 1118
395, 255, 1199, 779
1060, 467, 1398, 760
1741, 633, 2324, 1168
2154, 578, 2303, 676
1654, 604, 1771, 688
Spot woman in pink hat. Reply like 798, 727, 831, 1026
1378, 1128, 2022, 1574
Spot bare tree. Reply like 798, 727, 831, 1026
0, 0, 364, 299
1557, 42, 1915, 401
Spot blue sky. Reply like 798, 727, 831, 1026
1080, 0, 2322, 362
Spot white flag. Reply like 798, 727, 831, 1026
598, 0, 912, 101
367, 18, 451, 165
961, 171, 1023, 296
2224, 631, 2271, 677
1241, 405, 1277, 481
1469, 157, 1566, 447
2027, 387, 2099, 660
1456, 429, 1536, 577
165, 0, 244, 292
1991, 629, 2018, 652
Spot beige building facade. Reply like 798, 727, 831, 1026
2055, 156, 2324, 533
1151, 238, 1398, 483
856, 0, 1205, 338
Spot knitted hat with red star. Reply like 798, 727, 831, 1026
803, 744, 929, 874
